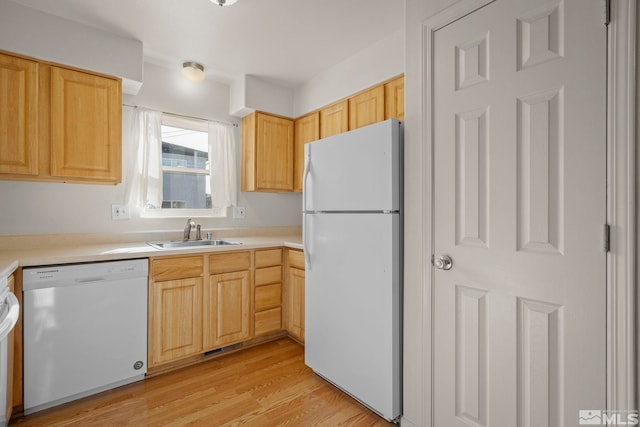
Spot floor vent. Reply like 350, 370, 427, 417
204, 343, 243, 358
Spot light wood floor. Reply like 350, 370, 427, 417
11, 338, 395, 426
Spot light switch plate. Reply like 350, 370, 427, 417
233, 206, 246, 219
111, 204, 130, 220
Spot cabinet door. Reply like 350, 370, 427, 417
255, 283, 282, 336
384, 75, 404, 121
50, 67, 121, 183
320, 100, 348, 139
293, 112, 319, 192
255, 113, 294, 191
149, 278, 203, 367
0, 53, 38, 176
204, 271, 251, 349
349, 85, 384, 131
287, 267, 305, 342
241, 112, 256, 192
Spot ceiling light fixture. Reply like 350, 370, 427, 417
212, 0, 239, 6
182, 61, 205, 82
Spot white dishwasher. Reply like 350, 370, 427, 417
23, 259, 148, 414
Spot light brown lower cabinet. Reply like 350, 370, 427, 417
148, 248, 302, 369
285, 249, 305, 343
204, 271, 251, 349
148, 255, 204, 367
254, 249, 283, 336
149, 251, 254, 368
149, 277, 203, 367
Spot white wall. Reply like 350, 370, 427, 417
0, 1, 143, 94
123, 63, 236, 123
0, 2, 405, 236
229, 28, 405, 120
0, 62, 302, 236
293, 28, 405, 117
230, 75, 294, 118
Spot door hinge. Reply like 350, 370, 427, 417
605, 0, 611, 26
603, 223, 611, 252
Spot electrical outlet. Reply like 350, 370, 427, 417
233, 206, 246, 219
111, 204, 130, 220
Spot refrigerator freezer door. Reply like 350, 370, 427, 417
304, 212, 400, 421
303, 119, 402, 213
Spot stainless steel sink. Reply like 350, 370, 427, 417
147, 239, 242, 249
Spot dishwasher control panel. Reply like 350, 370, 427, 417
23, 259, 149, 290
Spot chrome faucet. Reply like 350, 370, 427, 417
183, 218, 195, 241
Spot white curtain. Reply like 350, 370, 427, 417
122, 107, 163, 210
121, 106, 140, 206
209, 121, 238, 210
138, 109, 163, 209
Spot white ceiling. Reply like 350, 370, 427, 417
12, 0, 404, 88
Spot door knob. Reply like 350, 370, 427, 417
434, 255, 453, 270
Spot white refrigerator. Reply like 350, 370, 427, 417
303, 118, 402, 422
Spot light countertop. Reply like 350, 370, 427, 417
0, 230, 303, 279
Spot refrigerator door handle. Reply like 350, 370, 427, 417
303, 214, 311, 271
303, 148, 311, 212
303, 147, 311, 271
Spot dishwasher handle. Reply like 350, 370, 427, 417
75, 276, 107, 283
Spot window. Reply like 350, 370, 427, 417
125, 106, 238, 219
160, 118, 211, 210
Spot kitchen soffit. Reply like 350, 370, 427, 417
10, 0, 404, 87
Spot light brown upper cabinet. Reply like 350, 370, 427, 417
293, 112, 319, 192
384, 75, 405, 121
50, 67, 121, 183
242, 111, 294, 192
319, 100, 348, 139
0, 50, 122, 184
348, 85, 384, 131
241, 75, 403, 194
0, 53, 39, 176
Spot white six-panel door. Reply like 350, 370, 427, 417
431, 0, 606, 426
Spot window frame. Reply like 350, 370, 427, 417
140, 113, 226, 219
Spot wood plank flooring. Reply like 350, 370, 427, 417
10, 338, 395, 426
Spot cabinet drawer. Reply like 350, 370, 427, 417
288, 250, 305, 270
209, 251, 251, 274
255, 266, 281, 286
255, 307, 282, 336
255, 283, 282, 312
152, 256, 203, 281
255, 248, 282, 268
